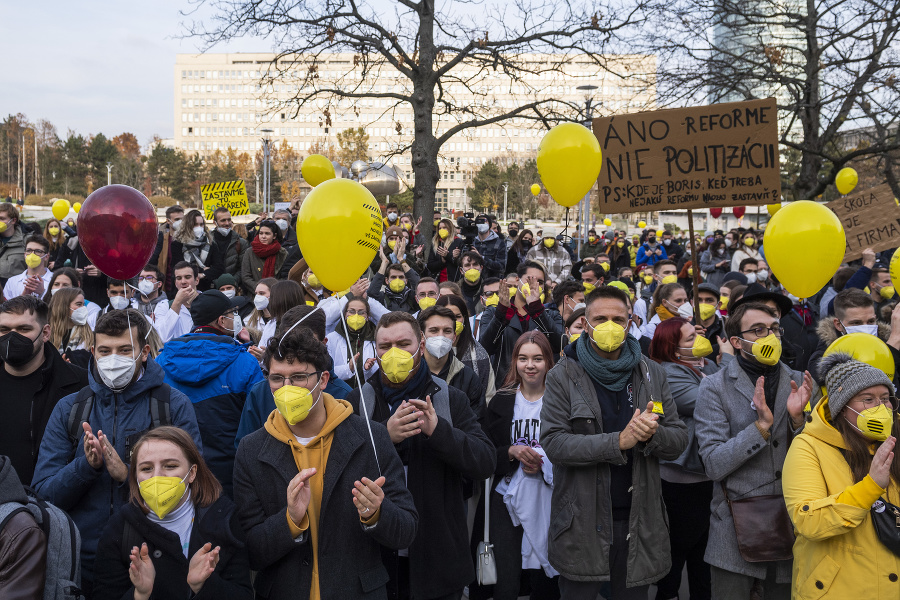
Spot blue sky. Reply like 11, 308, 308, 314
1, 0, 264, 147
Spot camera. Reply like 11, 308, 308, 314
457, 212, 478, 251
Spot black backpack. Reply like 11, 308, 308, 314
66, 384, 172, 462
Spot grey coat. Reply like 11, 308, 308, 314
540, 354, 688, 586
699, 249, 730, 289
233, 413, 417, 600
694, 357, 804, 583
0, 227, 26, 281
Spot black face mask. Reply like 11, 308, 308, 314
521, 239, 533, 248
509, 229, 518, 238
0, 330, 41, 368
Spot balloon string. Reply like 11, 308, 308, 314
340, 307, 382, 477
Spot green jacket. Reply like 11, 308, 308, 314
540, 353, 687, 585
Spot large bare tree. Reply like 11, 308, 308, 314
635, 0, 900, 200
185, 0, 653, 242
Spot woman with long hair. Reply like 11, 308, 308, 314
172, 209, 224, 291
649, 318, 729, 600
507, 229, 535, 276
427, 218, 463, 282
642, 282, 688, 339
783, 354, 900, 598
607, 235, 631, 272
326, 296, 380, 387
241, 220, 286, 290
436, 294, 496, 403
42, 267, 82, 303
43, 218, 66, 269
481, 331, 559, 600
92, 427, 252, 600
244, 277, 277, 335
48, 287, 93, 367
257, 280, 304, 350
699, 237, 731, 289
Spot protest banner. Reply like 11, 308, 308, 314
825, 184, 900, 261
592, 98, 781, 213
200, 180, 249, 220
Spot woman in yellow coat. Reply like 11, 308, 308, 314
783, 353, 900, 599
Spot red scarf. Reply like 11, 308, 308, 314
251, 238, 282, 278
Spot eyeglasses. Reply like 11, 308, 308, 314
268, 371, 321, 388
483, 290, 497, 297
138, 276, 157, 282
25, 249, 47, 257
740, 326, 785, 338
850, 396, 898, 411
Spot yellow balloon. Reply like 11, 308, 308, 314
536, 123, 602, 208
301, 154, 336, 187
765, 200, 844, 298
656, 229, 665, 237
766, 203, 781, 216
603, 217, 612, 226
889, 247, 900, 293
52, 199, 70, 221
73, 202, 82, 213
638, 220, 647, 229
530, 183, 541, 196
823, 332, 895, 381
296, 179, 382, 291
835, 167, 858, 195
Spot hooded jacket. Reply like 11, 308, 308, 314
636, 242, 666, 267
157, 332, 265, 498
212, 229, 249, 290
0, 455, 46, 599
233, 397, 417, 600
31, 357, 202, 585
473, 230, 507, 278
369, 270, 420, 313
782, 398, 900, 599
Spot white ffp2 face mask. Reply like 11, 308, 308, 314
842, 322, 879, 337
71, 306, 90, 326
109, 296, 129, 310
425, 336, 453, 359
221, 289, 236, 299
96, 353, 139, 391
138, 280, 155, 296
253, 294, 269, 310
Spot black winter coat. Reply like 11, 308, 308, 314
171, 239, 225, 292
426, 238, 464, 280
233, 413, 418, 600
92, 496, 253, 600
478, 303, 564, 385
212, 230, 248, 290
346, 374, 496, 599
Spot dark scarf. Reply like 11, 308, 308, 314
737, 353, 781, 412
575, 333, 641, 392
251, 238, 282, 278
342, 321, 376, 388
381, 360, 433, 416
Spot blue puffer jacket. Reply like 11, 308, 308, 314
234, 363, 352, 448
156, 333, 264, 498
31, 357, 202, 586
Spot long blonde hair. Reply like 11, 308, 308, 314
432, 218, 457, 249
43, 219, 64, 252
174, 209, 209, 245
48, 287, 93, 351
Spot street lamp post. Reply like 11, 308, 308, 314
260, 128, 274, 213
502, 181, 509, 223
106, 162, 113, 187
575, 85, 598, 256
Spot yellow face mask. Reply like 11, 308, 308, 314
720, 296, 730, 309
403, 222, 413, 231
389, 278, 406, 293
600, 262, 610, 272
656, 305, 676, 321
25, 253, 42, 269
48, 227, 60, 237
418, 297, 437, 311
643, 275, 654, 285
346, 314, 367, 331
588, 236, 596, 243
687, 267, 693, 277
0, 221, 6, 234
139, 471, 192, 519
455, 321, 464, 335
307, 273, 321, 289
568, 332, 582, 343
741, 333, 781, 366
744, 237, 756, 247
583, 282, 596, 295
388, 239, 397, 251
698, 303, 718, 321
273, 381, 322, 425
660, 274, 677, 285
438, 229, 449, 239
434, 219, 440, 228
588, 320, 626, 352
682, 335, 713, 358
379, 347, 418, 384
519, 282, 545, 303
543, 238, 555, 249
464, 268, 482, 284
880, 286, 895, 300
484, 294, 499, 308
616, 241, 625, 248
846, 403, 895, 441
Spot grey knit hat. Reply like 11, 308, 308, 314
820, 352, 894, 415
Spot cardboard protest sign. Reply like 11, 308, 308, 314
593, 98, 781, 213
201, 180, 249, 220
825, 185, 900, 261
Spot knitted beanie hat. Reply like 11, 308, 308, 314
820, 352, 894, 415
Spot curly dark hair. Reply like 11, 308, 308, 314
264, 326, 329, 373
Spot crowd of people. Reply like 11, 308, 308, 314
0, 197, 898, 600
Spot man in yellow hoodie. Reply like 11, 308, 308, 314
233, 327, 417, 600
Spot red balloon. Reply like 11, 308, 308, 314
733, 206, 746, 219
709, 208, 722, 218
78, 185, 158, 280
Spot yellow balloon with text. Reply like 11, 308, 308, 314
536, 123, 602, 208
765, 200, 844, 298
301, 154, 336, 187
530, 183, 541, 196
52, 199, 70, 221
297, 178, 382, 292
73, 202, 82, 213
603, 218, 612, 226
835, 167, 858, 195
638, 221, 647, 229
766, 203, 781, 216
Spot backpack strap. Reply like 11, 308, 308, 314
66, 387, 95, 462
149, 383, 172, 428
120, 519, 142, 562
0, 503, 30, 538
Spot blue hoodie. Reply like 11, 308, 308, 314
156, 332, 264, 498
31, 357, 202, 586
